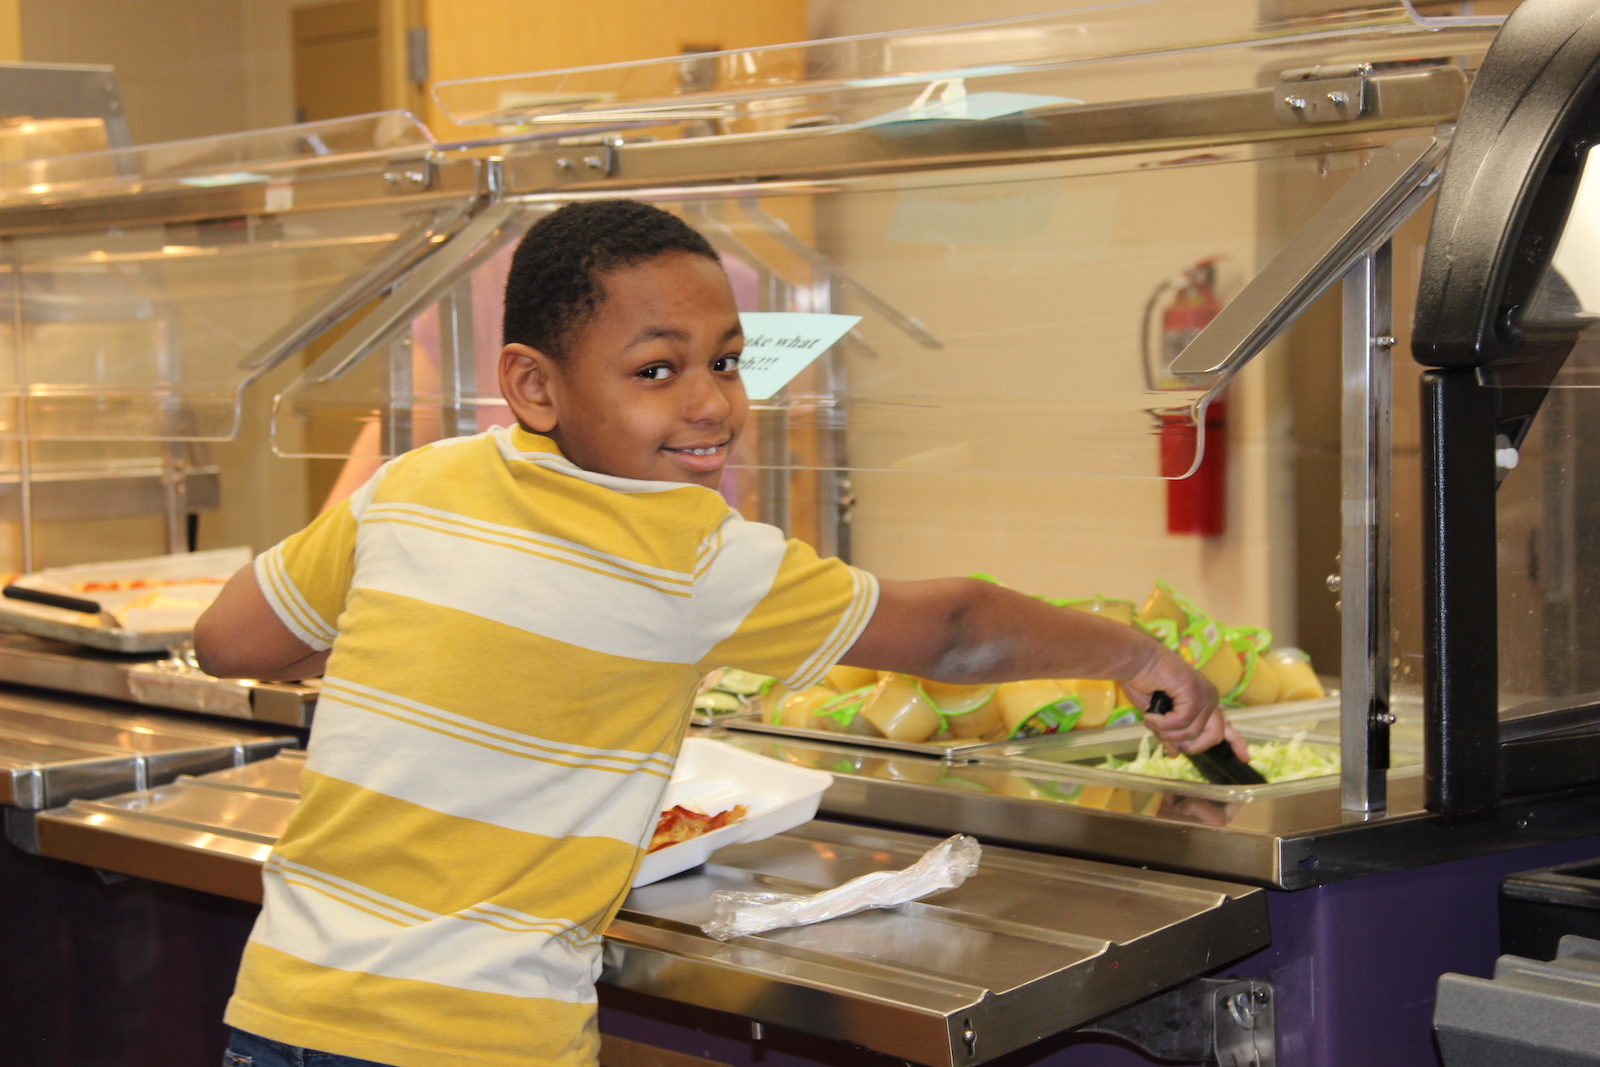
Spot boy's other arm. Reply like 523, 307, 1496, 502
193, 567, 329, 681
839, 577, 1234, 755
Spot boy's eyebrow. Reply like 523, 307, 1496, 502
623, 323, 744, 349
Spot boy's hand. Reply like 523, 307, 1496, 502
1120, 644, 1240, 757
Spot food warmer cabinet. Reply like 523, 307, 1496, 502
9, 1, 1600, 1065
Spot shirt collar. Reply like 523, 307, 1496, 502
496, 425, 718, 497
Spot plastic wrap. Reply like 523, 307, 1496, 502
700, 834, 981, 941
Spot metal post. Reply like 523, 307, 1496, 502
1339, 243, 1394, 813
160, 442, 189, 554
437, 278, 477, 439
808, 250, 850, 561
384, 332, 414, 457
9, 246, 31, 573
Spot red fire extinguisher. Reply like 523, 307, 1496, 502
1145, 259, 1226, 536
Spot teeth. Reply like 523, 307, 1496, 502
682, 447, 718, 456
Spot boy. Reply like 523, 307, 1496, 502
196, 199, 1231, 1067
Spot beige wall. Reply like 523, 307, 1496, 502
822, 155, 1295, 642
798, 1, 1299, 642
21, 0, 249, 143
244, 0, 301, 130
19, 0, 309, 141
422, 0, 808, 139
809, 0, 1065, 38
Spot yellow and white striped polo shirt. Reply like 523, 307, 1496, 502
225, 426, 877, 1067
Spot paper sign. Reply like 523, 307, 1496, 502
856, 91, 1080, 130
265, 177, 294, 213
738, 313, 861, 400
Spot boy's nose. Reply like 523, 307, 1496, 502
684, 371, 733, 423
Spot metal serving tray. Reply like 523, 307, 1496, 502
33, 753, 1269, 1067
981, 726, 1423, 804
721, 714, 1020, 757
0, 547, 250, 654
721, 692, 1374, 761
0, 688, 293, 811
964, 695, 1423, 803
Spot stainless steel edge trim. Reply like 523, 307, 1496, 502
34, 805, 271, 901
248, 684, 315, 727
600, 922, 967, 1067
296, 199, 530, 385
1170, 131, 1446, 377
0, 154, 482, 236
817, 769, 1286, 885
236, 208, 468, 372
499, 68, 1467, 196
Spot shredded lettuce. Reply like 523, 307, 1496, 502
1100, 732, 1339, 784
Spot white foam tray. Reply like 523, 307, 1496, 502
633, 737, 833, 888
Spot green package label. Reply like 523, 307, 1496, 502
1140, 616, 1181, 650
1105, 707, 1141, 727
1225, 625, 1273, 653
1010, 697, 1083, 738
1028, 778, 1084, 803
1178, 616, 1224, 666
1154, 578, 1208, 627
819, 685, 875, 728
1222, 635, 1261, 707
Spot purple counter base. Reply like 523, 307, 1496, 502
599, 832, 1600, 1067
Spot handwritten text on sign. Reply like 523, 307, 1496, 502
737, 313, 861, 400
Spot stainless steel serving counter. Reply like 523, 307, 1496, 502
33, 751, 1270, 1067
0, 687, 292, 813
701, 718, 1600, 891
0, 633, 316, 727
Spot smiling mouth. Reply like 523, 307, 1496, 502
664, 442, 728, 456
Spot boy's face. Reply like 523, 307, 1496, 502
500, 252, 748, 489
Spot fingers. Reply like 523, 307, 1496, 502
1133, 649, 1224, 755
1225, 718, 1248, 762
1171, 706, 1228, 755
1149, 702, 1222, 752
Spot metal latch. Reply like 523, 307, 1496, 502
1083, 977, 1275, 1067
1276, 64, 1370, 125
383, 159, 435, 192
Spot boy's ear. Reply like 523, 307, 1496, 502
499, 343, 560, 433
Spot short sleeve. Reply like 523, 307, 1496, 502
694, 514, 879, 690
255, 499, 359, 652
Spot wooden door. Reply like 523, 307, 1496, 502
292, 0, 383, 122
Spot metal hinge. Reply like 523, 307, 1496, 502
1082, 977, 1275, 1067
407, 26, 429, 85
1276, 64, 1370, 125
383, 158, 435, 192
555, 137, 624, 179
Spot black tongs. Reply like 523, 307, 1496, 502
3, 584, 122, 630
1147, 690, 1266, 786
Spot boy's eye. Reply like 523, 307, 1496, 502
638, 364, 674, 381
714, 355, 741, 373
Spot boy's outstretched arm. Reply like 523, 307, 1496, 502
839, 577, 1238, 756
193, 567, 329, 681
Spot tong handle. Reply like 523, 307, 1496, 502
4, 585, 102, 615
1146, 689, 1267, 786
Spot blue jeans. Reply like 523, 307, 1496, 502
223, 1029, 397, 1067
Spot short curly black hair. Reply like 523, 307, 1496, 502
502, 199, 719, 358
